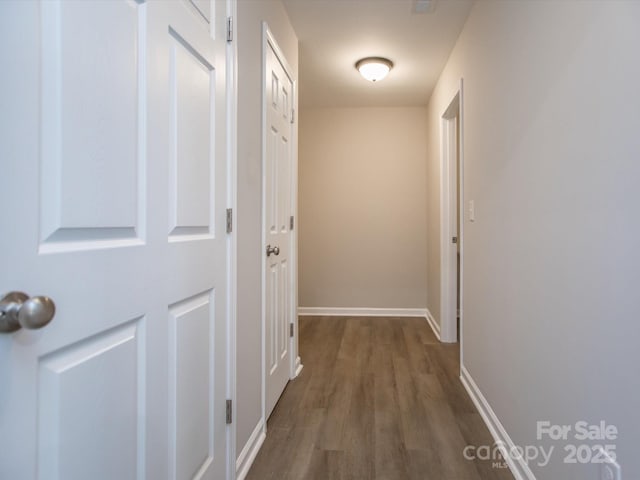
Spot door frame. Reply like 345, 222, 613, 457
260, 22, 300, 431
226, 0, 238, 477
439, 79, 464, 345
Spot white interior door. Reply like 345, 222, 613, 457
440, 94, 460, 344
264, 38, 294, 419
0, 1, 229, 479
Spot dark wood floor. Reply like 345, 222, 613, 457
247, 316, 513, 480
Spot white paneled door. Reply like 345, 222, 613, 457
264, 35, 294, 419
0, 1, 229, 479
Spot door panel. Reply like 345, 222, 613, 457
40, 0, 143, 249
0, 1, 228, 479
189, 0, 211, 23
38, 319, 145, 480
168, 28, 214, 237
267, 265, 279, 375
265, 43, 293, 418
279, 260, 289, 360
169, 292, 215, 480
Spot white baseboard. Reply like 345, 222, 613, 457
425, 309, 441, 341
298, 307, 444, 343
236, 419, 266, 480
293, 356, 303, 377
460, 365, 536, 480
298, 307, 429, 318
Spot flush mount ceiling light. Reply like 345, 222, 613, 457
355, 57, 394, 83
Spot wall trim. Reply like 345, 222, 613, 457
293, 355, 303, 378
425, 309, 441, 341
236, 419, 266, 480
298, 307, 442, 342
298, 307, 428, 318
460, 366, 536, 480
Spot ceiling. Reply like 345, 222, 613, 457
281, 0, 474, 108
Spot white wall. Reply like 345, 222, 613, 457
299, 107, 428, 310
427, 1, 640, 478
236, 0, 298, 461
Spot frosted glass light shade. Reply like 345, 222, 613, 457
356, 57, 393, 83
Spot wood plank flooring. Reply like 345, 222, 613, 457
246, 316, 514, 480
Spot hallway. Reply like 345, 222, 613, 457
247, 317, 514, 479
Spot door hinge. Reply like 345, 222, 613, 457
291, 108, 295, 124
226, 208, 233, 234
452, 236, 458, 244
290, 215, 294, 230
290, 323, 294, 338
226, 399, 232, 424
226, 16, 233, 42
